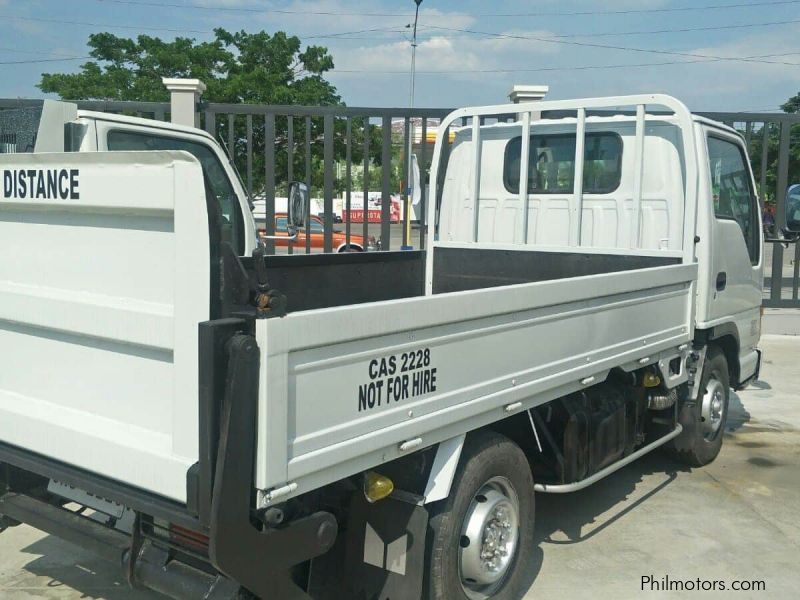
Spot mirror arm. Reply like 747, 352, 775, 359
259, 228, 299, 242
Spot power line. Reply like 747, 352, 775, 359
480, 18, 800, 39
331, 51, 800, 74
95, 0, 411, 17
0, 15, 406, 40
0, 56, 90, 65
92, 0, 800, 18
424, 25, 800, 67
472, 0, 800, 17
0, 46, 88, 58
1, 14, 209, 33
305, 27, 410, 40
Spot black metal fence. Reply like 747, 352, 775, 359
1, 98, 798, 306
198, 103, 452, 255
701, 112, 800, 308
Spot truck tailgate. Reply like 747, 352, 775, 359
0, 151, 209, 502
255, 262, 696, 499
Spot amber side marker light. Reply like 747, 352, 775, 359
364, 472, 394, 503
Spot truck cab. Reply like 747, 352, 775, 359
693, 117, 763, 387
437, 112, 763, 390
71, 109, 257, 258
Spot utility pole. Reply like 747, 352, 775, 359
404, 0, 423, 249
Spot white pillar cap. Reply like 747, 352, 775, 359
508, 85, 549, 103
162, 78, 207, 95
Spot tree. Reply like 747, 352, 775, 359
741, 91, 800, 205
38, 29, 386, 196
39, 29, 340, 105
781, 93, 800, 115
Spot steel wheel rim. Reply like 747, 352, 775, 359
459, 476, 520, 600
701, 376, 726, 440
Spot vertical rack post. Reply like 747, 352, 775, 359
471, 117, 483, 242
630, 104, 646, 249
570, 108, 586, 247
519, 111, 531, 243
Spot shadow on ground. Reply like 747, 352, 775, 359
519, 381, 765, 591
15, 533, 161, 599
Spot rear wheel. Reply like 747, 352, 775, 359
337, 244, 364, 253
665, 346, 730, 467
424, 431, 535, 600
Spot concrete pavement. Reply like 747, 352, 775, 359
524, 334, 800, 599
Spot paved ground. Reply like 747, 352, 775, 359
524, 333, 800, 599
0, 335, 798, 599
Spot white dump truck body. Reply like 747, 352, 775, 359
0, 94, 765, 600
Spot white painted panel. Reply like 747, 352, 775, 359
439, 118, 686, 252
256, 264, 696, 493
0, 151, 209, 501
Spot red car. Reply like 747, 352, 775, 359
259, 214, 377, 252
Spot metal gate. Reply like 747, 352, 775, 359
198, 103, 451, 255
1, 98, 799, 306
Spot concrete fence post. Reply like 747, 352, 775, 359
162, 78, 207, 128
508, 85, 549, 104
509, 85, 549, 121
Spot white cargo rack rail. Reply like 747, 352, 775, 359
254, 95, 699, 506
425, 93, 699, 284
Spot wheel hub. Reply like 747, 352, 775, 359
459, 477, 520, 599
701, 376, 726, 439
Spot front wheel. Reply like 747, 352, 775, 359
424, 431, 535, 600
665, 346, 730, 467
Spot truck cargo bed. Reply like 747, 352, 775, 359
254, 260, 696, 502
247, 247, 680, 313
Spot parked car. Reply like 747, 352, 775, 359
260, 213, 377, 252
319, 212, 343, 223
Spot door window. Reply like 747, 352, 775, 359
707, 136, 759, 265
107, 130, 244, 254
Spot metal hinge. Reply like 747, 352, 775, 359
257, 482, 298, 508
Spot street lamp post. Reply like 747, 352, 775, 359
404, 0, 423, 249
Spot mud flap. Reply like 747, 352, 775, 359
208, 334, 337, 600
309, 494, 428, 600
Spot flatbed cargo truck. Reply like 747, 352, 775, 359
0, 94, 784, 599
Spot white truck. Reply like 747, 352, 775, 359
0, 94, 777, 600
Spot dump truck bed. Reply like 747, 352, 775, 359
254, 255, 696, 502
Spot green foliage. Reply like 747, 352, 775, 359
39, 29, 340, 105
37, 29, 392, 195
739, 89, 800, 204
747, 125, 800, 205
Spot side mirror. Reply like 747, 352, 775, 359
783, 184, 800, 234
287, 181, 309, 233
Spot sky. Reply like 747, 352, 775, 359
3, 0, 800, 112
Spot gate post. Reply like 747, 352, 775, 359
162, 78, 206, 128
509, 84, 549, 121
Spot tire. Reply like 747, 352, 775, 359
337, 245, 363, 253
424, 431, 535, 600
664, 346, 730, 467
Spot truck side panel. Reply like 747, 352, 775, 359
0, 151, 209, 502
256, 263, 696, 498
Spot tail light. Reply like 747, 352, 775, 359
169, 524, 209, 553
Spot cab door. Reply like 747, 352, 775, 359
92, 117, 256, 257
701, 128, 763, 379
